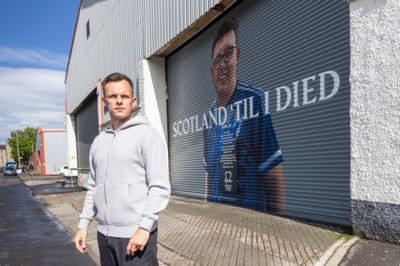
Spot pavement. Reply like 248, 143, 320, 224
0, 175, 95, 266
12, 174, 400, 266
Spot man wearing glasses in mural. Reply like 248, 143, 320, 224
204, 19, 285, 213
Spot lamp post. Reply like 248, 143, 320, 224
16, 132, 21, 167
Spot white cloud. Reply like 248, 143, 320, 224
0, 67, 66, 143
0, 47, 68, 69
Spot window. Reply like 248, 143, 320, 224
86, 20, 90, 39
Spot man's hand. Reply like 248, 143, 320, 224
74, 229, 88, 254
126, 228, 150, 256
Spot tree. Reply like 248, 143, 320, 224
7, 127, 37, 165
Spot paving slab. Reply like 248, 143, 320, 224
157, 197, 342, 265
21, 175, 348, 266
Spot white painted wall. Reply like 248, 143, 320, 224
350, 0, 400, 204
66, 114, 78, 176
138, 57, 168, 146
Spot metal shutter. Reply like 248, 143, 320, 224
75, 92, 99, 169
167, 0, 350, 226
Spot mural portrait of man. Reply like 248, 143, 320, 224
203, 19, 285, 213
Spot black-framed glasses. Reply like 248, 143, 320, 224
213, 45, 237, 66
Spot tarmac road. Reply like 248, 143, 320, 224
340, 238, 400, 266
0, 175, 95, 266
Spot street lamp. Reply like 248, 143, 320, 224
16, 131, 21, 167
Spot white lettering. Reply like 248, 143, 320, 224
177, 121, 183, 136
232, 100, 242, 121
243, 97, 248, 120
202, 112, 209, 129
195, 114, 201, 132
264, 91, 270, 114
276, 86, 291, 111
248, 96, 259, 119
302, 75, 317, 106
209, 109, 218, 127
319, 70, 340, 101
182, 119, 190, 134
171, 69, 342, 138
218, 106, 227, 126
172, 122, 178, 137
292, 81, 299, 108
189, 116, 196, 133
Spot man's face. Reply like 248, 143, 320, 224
211, 30, 239, 98
103, 80, 137, 123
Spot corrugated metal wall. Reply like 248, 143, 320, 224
167, 0, 351, 225
43, 131, 68, 174
144, 0, 221, 55
66, 0, 220, 114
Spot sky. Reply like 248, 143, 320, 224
0, 0, 80, 143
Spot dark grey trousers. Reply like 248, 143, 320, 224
97, 230, 159, 266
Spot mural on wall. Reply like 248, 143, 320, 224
168, 0, 350, 225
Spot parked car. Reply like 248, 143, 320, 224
5, 162, 17, 168
58, 165, 71, 177
4, 166, 17, 176
0, 166, 4, 172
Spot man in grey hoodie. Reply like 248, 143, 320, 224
74, 72, 170, 266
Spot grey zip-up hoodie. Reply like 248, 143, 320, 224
78, 115, 170, 238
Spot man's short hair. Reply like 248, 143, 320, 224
102, 72, 134, 96
212, 18, 239, 57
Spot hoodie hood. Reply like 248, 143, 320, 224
105, 114, 150, 133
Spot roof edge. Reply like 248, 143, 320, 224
64, 0, 82, 84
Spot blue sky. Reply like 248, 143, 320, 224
0, 0, 79, 143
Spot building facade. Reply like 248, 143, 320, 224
0, 144, 13, 167
65, 0, 400, 242
35, 128, 68, 175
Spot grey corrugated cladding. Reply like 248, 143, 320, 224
66, 0, 220, 114
43, 131, 68, 174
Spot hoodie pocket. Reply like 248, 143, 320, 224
127, 184, 147, 214
106, 184, 140, 226
94, 184, 106, 222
